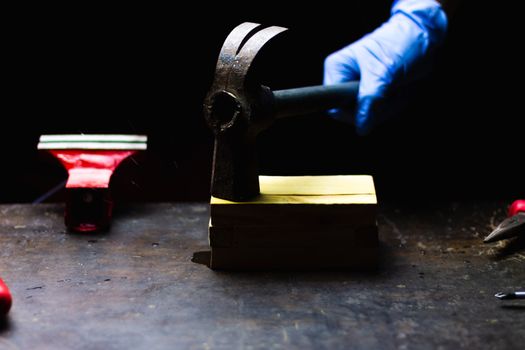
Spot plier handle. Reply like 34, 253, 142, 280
0, 277, 12, 315
484, 200, 525, 243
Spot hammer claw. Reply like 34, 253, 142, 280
227, 26, 288, 90
212, 23, 288, 92
213, 22, 262, 84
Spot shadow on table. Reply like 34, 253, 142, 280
61, 203, 160, 237
191, 241, 393, 279
0, 317, 12, 334
191, 251, 211, 266
501, 304, 525, 311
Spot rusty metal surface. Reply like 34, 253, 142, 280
0, 202, 524, 349
204, 23, 287, 201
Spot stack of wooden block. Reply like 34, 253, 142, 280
208, 175, 378, 269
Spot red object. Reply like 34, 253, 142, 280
50, 150, 137, 232
50, 150, 136, 189
509, 199, 525, 217
0, 278, 12, 316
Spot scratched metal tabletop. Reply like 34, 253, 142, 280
0, 202, 523, 350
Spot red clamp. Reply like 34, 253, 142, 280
0, 278, 12, 316
38, 135, 147, 232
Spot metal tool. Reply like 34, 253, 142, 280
0, 277, 12, 316
495, 291, 525, 300
203, 22, 359, 201
484, 200, 525, 243
38, 134, 147, 232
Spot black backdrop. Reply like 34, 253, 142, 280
2, 2, 523, 203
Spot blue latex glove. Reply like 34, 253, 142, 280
324, 0, 448, 135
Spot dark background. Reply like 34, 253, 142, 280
2, 2, 522, 204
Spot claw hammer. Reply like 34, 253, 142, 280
203, 23, 359, 201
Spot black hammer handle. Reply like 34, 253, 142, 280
273, 81, 359, 118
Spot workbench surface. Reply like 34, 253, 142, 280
0, 202, 523, 350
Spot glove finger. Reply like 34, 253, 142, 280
354, 53, 390, 135
355, 94, 384, 136
324, 46, 362, 123
356, 81, 416, 135
323, 46, 361, 85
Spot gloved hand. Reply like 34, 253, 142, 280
324, 0, 448, 135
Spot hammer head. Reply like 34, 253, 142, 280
203, 23, 288, 201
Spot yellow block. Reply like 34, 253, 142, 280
211, 175, 377, 205
208, 175, 379, 270
210, 175, 378, 228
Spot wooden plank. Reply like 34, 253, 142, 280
209, 224, 378, 248
211, 175, 376, 204
210, 175, 377, 228
212, 194, 376, 205
209, 175, 378, 269
211, 203, 377, 228
258, 175, 375, 195
212, 175, 376, 204
210, 245, 378, 270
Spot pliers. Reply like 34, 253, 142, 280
484, 200, 525, 243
